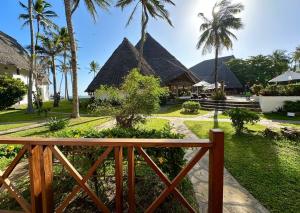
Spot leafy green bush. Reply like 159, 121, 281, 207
211, 89, 226, 100
250, 84, 263, 95
283, 101, 300, 112
260, 84, 300, 96
226, 108, 260, 134
0, 145, 21, 158
46, 117, 69, 131
57, 124, 185, 179
0, 75, 27, 110
182, 101, 200, 113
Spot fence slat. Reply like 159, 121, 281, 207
115, 147, 123, 213
127, 146, 135, 213
208, 129, 224, 213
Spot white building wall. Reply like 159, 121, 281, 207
259, 96, 300, 113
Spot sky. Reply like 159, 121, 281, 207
1, 0, 300, 96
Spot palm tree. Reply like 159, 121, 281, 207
116, 0, 174, 69
63, 0, 110, 118
37, 33, 62, 107
292, 46, 300, 71
58, 27, 71, 100
197, 0, 244, 89
89, 60, 100, 77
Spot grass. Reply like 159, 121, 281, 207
261, 112, 300, 121
43, 99, 89, 114
155, 104, 210, 118
184, 120, 300, 213
281, 123, 300, 129
0, 122, 37, 131
137, 118, 169, 130
5, 116, 110, 138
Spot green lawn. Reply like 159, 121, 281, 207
261, 113, 300, 121
137, 118, 169, 130
43, 99, 89, 114
184, 121, 300, 213
155, 104, 210, 118
5, 117, 110, 138
0, 122, 38, 131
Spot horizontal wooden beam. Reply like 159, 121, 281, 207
0, 137, 211, 148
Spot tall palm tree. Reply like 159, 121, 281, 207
116, 0, 174, 69
58, 27, 71, 100
37, 33, 62, 107
89, 60, 100, 77
197, 0, 244, 89
63, 0, 110, 118
292, 46, 300, 71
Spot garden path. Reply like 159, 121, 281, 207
0, 122, 46, 136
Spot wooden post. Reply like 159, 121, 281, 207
128, 147, 135, 213
29, 145, 53, 213
115, 147, 123, 213
208, 129, 224, 213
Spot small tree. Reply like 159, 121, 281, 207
226, 108, 260, 134
0, 75, 27, 110
95, 68, 168, 128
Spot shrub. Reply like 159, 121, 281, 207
283, 101, 300, 112
46, 117, 69, 131
94, 69, 168, 128
0, 75, 27, 110
182, 101, 200, 113
226, 108, 260, 134
211, 89, 226, 100
0, 145, 21, 158
260, 84, 300, 96
262, 128, 281, 139
57, 124, 185, 179
250, 84, 264, 95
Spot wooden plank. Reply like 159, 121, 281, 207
145, 148, 208, 213
137, 147, 196, 213
208, 129, 224, 213
127, 147, 135, 213
40, 146, 53, 213
0, 176, 31, 213
115, 147, 123, 213
0, 137, 211, 148
56, 147, 113, 212
28, 145, 43, 213
50, 146, 110, 213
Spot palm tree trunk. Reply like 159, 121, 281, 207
64, 0, 79, 118
138, 8, 149, 70
214, 46, 219, 91
27, 0, 35, 113
63, 50, 69, 100
52, 56, 58, 107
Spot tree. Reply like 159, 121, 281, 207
292, 46, 300, 70
197, 0, 244, 90
89, 60, 100, 77
37, 32, 62, 107
116, 0, 175, 69
0, 75, 27, 110
269, 50, 290, 73
63, 0, 110, 118
95, 69, 168, 128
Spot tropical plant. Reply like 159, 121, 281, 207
63, 0, 110, 118
211, 89, 227, 100
89, 60, 100, 77
182, 101, 201, 113
226, 108, 260, 134
94, 68, 168, 128
37, 32, 62, 107
0, 75, 27, 110
116, 0, 175, 68
197, 0, 244, 90
292, 46, 300, 70
250, 84, 263, 96
46, 117, 69, 131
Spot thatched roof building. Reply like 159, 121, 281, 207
190, 56, 242, 89
86, 34, 199, 93
0, 31, 29, 70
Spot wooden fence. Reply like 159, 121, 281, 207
0, 129, 224, 213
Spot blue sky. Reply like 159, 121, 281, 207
1, 0, 300, 96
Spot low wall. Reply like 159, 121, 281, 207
259, 96, 300, 113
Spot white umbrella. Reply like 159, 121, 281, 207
269, 71, 300, 83
193, 80, 211, 87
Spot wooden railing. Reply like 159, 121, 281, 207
0, 129, 224, 213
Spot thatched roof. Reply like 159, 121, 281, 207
0, 31, 29, 70
190, 55, 242, 89
136, 33, 199, 84
85, 38, 155, 92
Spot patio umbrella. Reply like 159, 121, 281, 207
269, 71, 300, 83
193, 80, 211, 87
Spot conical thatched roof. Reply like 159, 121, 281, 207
85, 38, 155, 92
190, 56, 242, 89
0, 31, 29, 70
136, 33, 199, 84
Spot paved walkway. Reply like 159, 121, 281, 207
169, 118, 269, 213
0, 122, 46, 136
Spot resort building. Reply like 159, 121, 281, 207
190, 55, 243, 92
0, 31, 50, 104
86, 33, 199, 96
